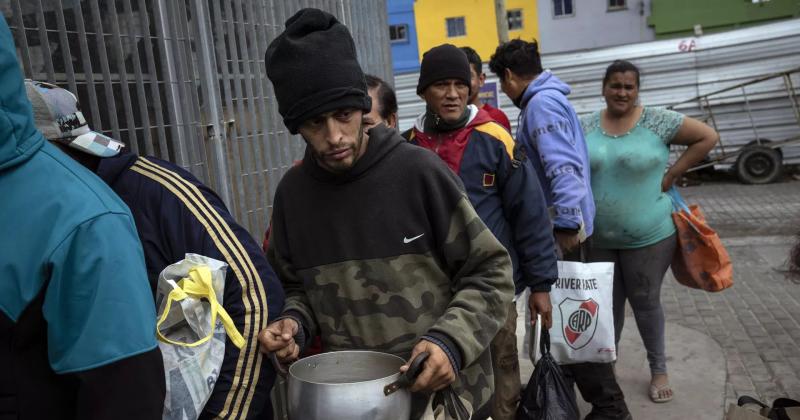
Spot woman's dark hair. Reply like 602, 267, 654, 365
603, 60, 641, 88
365, 74, 397, 120
488, 39, 543, 82
460, 46, 482, 75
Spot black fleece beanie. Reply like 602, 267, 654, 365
416, 44, 471, 95
265, 8, 371, 134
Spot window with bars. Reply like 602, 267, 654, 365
446, 17, 466, 37
553, 0, 574, 17
608, 0, 627, 10
389, 24, 408, 43
507, 9, 523, 30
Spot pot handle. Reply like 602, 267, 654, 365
383, 351, 430, 396
405, 351, 430, 381
269, 351, 290, 377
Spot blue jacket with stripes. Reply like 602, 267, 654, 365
96, 152, 285, 420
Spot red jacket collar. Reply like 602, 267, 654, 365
411, 108, 495, 173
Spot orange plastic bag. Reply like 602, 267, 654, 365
667, 188, 733, 292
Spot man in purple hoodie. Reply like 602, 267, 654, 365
490, 39, 631, 420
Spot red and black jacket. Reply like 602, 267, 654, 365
405, 107, 558, 294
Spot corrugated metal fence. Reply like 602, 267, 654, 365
3, 0, 392, 238
395, 18, 800, 165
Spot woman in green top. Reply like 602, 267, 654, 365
581, 60, 718, 404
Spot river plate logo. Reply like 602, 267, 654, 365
559, 298, 599, 350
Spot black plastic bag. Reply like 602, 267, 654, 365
733, 395, 800, 420
516, 329, 579, 420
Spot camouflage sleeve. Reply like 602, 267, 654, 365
266, 203, 319, 340
427, 196, 514, 368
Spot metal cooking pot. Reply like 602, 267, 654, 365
286, 350, 412, 420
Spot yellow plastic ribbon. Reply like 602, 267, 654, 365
156, 265, 245, 349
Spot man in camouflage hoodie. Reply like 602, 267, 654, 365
257, 8, 514, 419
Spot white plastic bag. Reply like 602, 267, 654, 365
155, 254, 245, 420
549, 261, 616, 364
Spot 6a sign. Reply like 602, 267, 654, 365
678, 39, 697, 52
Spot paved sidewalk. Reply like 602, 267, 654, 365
518, 236, 798, 419
679, 180, 800, 237
675, 180, 800, 408
662, 236, 800, 410
517, 311, 727, 420
609, 319, 725, 419
517, 180, 800, 419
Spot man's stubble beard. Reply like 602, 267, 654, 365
306, 121, 366, 174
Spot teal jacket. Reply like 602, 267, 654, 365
0, 18, 164, 419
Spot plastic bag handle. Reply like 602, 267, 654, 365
156, 265, 245, 349
773, 398, 800, 409
738, 395, 769, 408
666, 186, 691, 214
430, 387, 471, 420
666, 186, 709, 235
539, 328, 551, 355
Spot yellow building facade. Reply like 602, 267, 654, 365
413, 0, 539, 62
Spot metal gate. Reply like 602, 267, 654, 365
3, 0, 393, 238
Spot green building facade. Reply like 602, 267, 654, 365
648, 0, 800, 38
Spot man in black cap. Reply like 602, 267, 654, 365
257, 8, 514, 419
404, 43, 558, 420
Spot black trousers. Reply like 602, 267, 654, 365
561, 363, 630, 420
560, 241, 631, 420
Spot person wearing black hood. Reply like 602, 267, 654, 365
257, 8, 514, 420
0, 18, 164, 420
25, 79, 286, 420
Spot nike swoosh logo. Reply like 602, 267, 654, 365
403, 233, 424, 244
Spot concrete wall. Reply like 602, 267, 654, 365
648, 0, 800, 38
413, 0, 539, 62
506, 0, 541, 45
537, 0, 655, 54
388, 0, 421, 73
